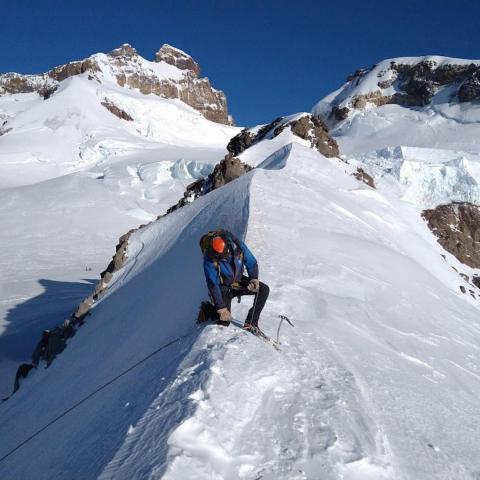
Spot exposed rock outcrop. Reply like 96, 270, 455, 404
166, 155, 253, 214
101, 99, 133, 121
48, 58, 101, 82
73, 228, 137, 319
108, 43, 138, 59
0, 122, 12, 136
353, 168, 376, 188
332, 106, 350, 122
155, 44, 200, 77
226, 128, 256, 156
0, 72, 57, 97
458, 70, 480, 102
227, 114, 339, 158
0, 43, 234, 125
104, 43, 233, 125
227, 117, 283, 156
423, 202, 480, 268
288, 115, 339, 157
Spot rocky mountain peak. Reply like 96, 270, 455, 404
155, 44, 200, 77
107, 43, 139, 58
0, 43, 234, 125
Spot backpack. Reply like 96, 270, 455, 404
200, 229, 232, 256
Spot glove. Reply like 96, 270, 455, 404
217, 308, 232, 322
248, 279, 260, 292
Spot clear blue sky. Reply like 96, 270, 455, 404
1, 0, 479, 125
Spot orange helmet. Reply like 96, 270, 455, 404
211, 236, 226, 254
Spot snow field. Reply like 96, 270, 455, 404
99, 141, 480, 479
330, 104, 480, 156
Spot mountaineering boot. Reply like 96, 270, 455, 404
243, 310, 258, 330
196, 301, 217, 324
243, 322, 258, 334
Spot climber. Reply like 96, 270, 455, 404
197, 229, 269, 329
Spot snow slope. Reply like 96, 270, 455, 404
329, 102, 480, 155
2, 133, 480, 479
0, 60, 239, 398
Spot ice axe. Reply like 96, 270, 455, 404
276, 314, 294, 344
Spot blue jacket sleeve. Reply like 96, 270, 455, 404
239, 240, 259, 279
203, 257, 225, 309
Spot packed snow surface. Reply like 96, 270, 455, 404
2, 135, 480, 479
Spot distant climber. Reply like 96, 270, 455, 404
197, 229, 269, 329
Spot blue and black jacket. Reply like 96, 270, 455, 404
203, 232, 258, 309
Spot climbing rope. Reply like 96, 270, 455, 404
0, 325, 201, 465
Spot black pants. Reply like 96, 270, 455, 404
219, 276, 269, 326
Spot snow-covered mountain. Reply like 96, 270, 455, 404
1, 52, 480, 480
0, 43, 239, 401
0, 42, 236, 188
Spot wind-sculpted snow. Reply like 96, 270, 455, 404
256, 143, 292, 170
0, 171, 253, 479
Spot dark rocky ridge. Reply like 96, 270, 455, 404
49, 58, 101, 82
227, 114, 377, 188
227, 114, 339, 158
0, 43, 233, 125
423, 202, 480, 268
0, 121, 12, 136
